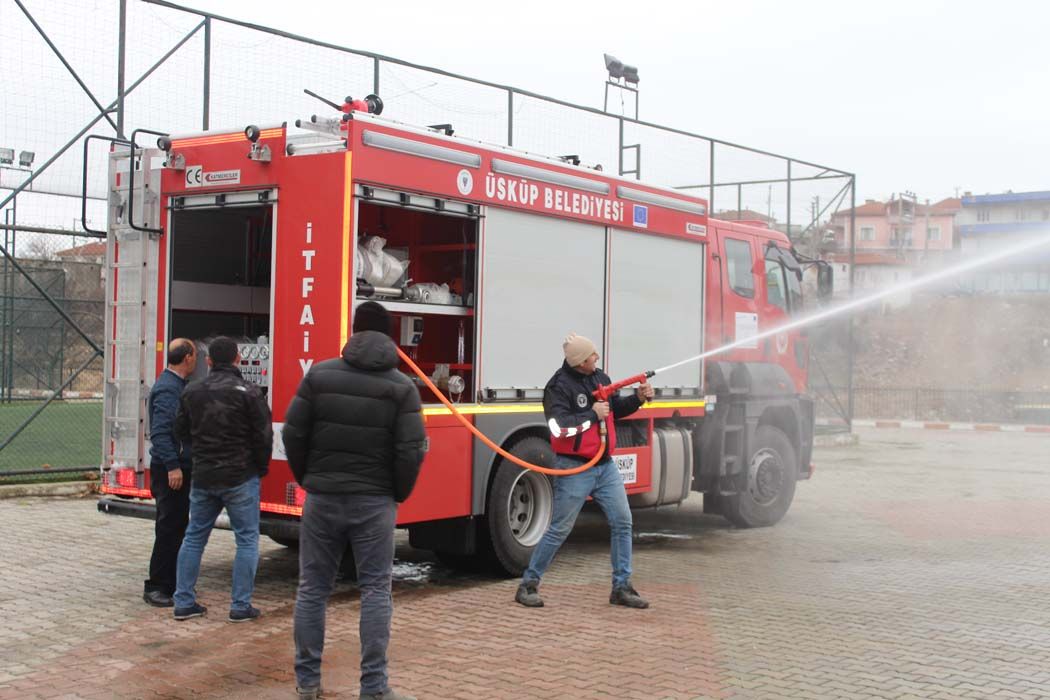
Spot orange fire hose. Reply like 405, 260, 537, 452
396, 347, 604, 476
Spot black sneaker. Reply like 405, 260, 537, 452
228, 606, 262, 623
143, 590, 174, 608
296, 686, 322, 699
610, 585, 649, 609
515, 582, 544, 608
173, 602, 208, 620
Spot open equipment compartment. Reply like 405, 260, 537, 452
353, 190, 478, 404
166, 192, 275, 391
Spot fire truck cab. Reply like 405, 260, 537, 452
95, 107, 818, 575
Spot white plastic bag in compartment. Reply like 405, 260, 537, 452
356, 236, 409, 287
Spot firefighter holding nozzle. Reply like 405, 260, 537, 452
515, 333, 654, 609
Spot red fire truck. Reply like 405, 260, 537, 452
93, 102, 826, 574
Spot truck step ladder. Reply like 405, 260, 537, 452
101, 146, 163, 489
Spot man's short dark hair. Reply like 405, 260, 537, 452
208, 336, 240, 366
167, 339, 195, 367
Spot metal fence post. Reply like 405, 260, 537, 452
847, 177, 856, 430
117, 0, 127, 138
202, 16, 211, 130
708, 143, 715, 215
507, 90, 514, 147
617, 118, 624, 175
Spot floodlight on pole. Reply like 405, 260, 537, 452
18, 151, 35, 168
0, 148, 13, 165
602, 54, 640, 120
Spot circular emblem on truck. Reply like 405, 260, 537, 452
576, 393, 588, 408
456, 169, 473, 195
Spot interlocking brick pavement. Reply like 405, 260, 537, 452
2, 428, 1050, 699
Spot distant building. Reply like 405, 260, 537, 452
955, 190, 1050, 293
824, 252, 913, 309
54, 241, 105, 264
828, 195, 959, 264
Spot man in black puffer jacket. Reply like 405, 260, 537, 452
284, 301, 426, 700
172, 336, 273, 623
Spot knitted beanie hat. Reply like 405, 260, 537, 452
352, 301, 390, 334
563, 333, 598, 367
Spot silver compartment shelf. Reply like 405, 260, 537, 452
353, 299, 472, 316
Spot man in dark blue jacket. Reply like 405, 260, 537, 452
143, 338, 197, 607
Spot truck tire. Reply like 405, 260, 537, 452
723, 425, 798, 528
483, 436, 555, 576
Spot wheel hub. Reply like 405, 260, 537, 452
748, 448, 784, 506
506, 470, 553, 547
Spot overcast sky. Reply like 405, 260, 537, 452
191, 0, 1045, 204
3, 0, 1046, 234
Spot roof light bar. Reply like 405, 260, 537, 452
616, 185, 707, 215
491, 158, 610, 195
362, 130, 480, 168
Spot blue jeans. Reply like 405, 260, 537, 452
522, 455, 634, 589
294, 493, 397, 695
174, 475, 260, 612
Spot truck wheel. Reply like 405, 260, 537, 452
484, 436, 555, 576
724, 425, 797, 528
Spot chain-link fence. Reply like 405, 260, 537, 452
816, 387, 1050, 425
1, 0, 860, 472
0, 225, 104, 474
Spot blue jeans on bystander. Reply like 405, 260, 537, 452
174, 475, 261, 612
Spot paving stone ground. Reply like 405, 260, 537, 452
2, 428, 1050, 699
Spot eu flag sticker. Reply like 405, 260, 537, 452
633, 204, 648, 228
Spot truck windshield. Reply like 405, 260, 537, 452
765, 260, 788, 311
766, 247, 804, 314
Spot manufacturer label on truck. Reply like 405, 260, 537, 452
185, 166, 241, 188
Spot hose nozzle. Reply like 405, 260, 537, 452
592, 370, 655, 402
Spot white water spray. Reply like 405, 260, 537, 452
653, 233, 1050, 377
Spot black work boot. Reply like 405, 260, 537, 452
143, 590, 174, 608
515, 581, 544, 608
360, 690, 416, 700
610, 584, 650, 609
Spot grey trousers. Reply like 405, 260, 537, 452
293, 492, 397, 694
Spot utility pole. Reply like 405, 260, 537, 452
811, 195, 820, 257
924, 197, 931, 261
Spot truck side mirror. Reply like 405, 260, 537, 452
817, 263, 834, 300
